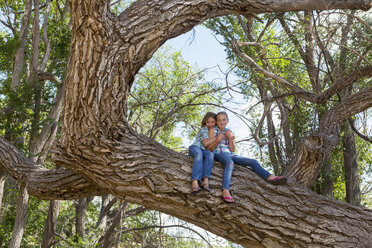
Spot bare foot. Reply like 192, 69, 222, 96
191, 179, 201, 194
201, 177, 210, 191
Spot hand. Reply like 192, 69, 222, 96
225, 130, 234, 140
217, 132, 225, 141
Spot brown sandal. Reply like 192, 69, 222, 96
191, 187, 202, 195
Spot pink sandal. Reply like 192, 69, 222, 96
221, 196, 235, 204
267, 176, 287, 185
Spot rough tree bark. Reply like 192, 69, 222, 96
1, 1, 372, 247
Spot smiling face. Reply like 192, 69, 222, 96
216, 113, 229, 130
205, 117, 216, 129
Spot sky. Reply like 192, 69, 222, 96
165, 26, 228, 71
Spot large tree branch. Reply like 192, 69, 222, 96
0, 137, 105, 199
3, 130, 372, 247
61, 0, 372, 147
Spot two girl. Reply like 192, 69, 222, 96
205, 111, 287, 203
189, 111, 287, 203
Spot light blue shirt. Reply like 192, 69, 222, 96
190, 127, 211, 150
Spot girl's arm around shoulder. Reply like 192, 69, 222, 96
205, 132, 225, 151
202, 126, 217, 147
208, 127, 215, 138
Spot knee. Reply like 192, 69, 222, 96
193, 150, 203, 160
205, 151, 214, 159
227, 161, 234, 168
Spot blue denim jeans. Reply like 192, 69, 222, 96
214, 154, 271, 190
188, 146, 214, 182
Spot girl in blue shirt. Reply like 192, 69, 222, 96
188, 112, 218, 194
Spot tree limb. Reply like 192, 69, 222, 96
0, 137, 105, 199
348, 118, 372, 144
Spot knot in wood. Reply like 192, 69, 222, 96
303, 135, 323, 150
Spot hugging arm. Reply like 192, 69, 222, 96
205, 133, 225, 151
202, 135, 218, 148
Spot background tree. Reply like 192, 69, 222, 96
128, 46, 222, 149
205, 10, 372, 203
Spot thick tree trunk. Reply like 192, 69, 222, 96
1, 0, 372, 247
41, 200, 61, 248
284, 84, 372, 186
343, 123, 361, 205
9, 184, 28, 248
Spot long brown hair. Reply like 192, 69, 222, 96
201, 112, 217, 127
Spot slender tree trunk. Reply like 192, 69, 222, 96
75, 197, 93, 239
28, 0, 42, 160
343, 123, 361, 205
99, 201, 127, 248
0, 166, 6, 222
256, 81, 280, 174
41, 200, 60, 248
267, 112, 279, 175
9, 184, 28, 248
97, 195, 110, 229
11, 0, 32, 90
75, 198, 87, 239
